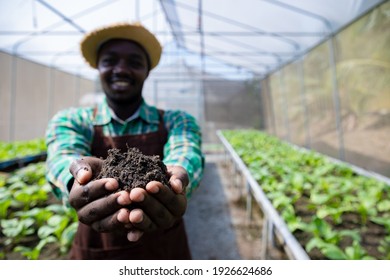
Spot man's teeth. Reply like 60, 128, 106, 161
113, 81, 130, 86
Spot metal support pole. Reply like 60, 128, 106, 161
298, 57, 311, 149
266, 77, 277, 136
246, 181, 253, 223
198, 0, 206, 128
268, 220, 276, 249
261, 217, 269, 259
234, 164, 239, 189
197, 79, 204, 125
328, 37, 345, 160
198, 0, 205, 74
47, 66, 54, 122
280, 70, 291, 141
9, 55, 17, 141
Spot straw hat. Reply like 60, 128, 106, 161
80, 22, 162, 70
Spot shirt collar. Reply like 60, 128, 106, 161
109, 107, 140, 125
93, 97, 160, 126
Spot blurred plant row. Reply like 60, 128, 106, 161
0, 162, 77, 260
0, 138, 46, 161
222, 129, 390, 260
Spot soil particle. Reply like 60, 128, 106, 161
96, 147, 171, 191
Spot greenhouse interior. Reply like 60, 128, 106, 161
0, 0, 389, 261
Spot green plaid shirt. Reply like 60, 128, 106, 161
45, 97, 204, 202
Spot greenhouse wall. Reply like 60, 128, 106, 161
262, 1, 390, 177
202, 78, 264, 143
142, 59, 265, 145
148, 77, 264, 145
0, 51, 95, 142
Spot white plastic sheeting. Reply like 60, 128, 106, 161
0, 0, 385, 80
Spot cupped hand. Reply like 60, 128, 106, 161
68, 157, 132, 233
124, 165, 189, 242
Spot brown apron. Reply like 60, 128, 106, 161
69, 112, 192, 260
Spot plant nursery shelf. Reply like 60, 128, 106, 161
217, 130, 390, 260
0, 153, 47, 172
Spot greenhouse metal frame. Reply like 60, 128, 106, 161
0, 0, 389, 261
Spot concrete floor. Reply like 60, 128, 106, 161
183, 155, 242, 260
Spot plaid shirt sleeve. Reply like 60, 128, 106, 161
45, 107, 94, 202
162, 110, 205, 198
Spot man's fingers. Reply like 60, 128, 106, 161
128, 208, 158, 232
166, 165, 189, 194
69, 178, 120, 210
76, 190, 128, 225
69, 157, 103, 185
130, 185, 180, 229
169, 178, 184, 194
91, 208, 130, 233
145, 182, 187, 217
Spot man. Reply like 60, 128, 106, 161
45, 22, 204, 259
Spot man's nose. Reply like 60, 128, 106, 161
113, 60, 130, 74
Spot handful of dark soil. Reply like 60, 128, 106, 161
96, 147, 171, 191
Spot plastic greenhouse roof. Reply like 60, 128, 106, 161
0, 0, 385, 80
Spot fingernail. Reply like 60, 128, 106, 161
137, 192, 145, 202
127, 231, 137, 242
127, 231, 143, 242
130, 209, 143, 223
75, 167, 88, 182
117, 195, 125, 205
117, 208, 129, 222
117, 192, 130, 205
174, 179, 183, 192
130, 189, 145, 202
105, 179, 118, 191
148, 185, 159, 194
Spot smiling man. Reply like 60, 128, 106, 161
45, 22, 204, 260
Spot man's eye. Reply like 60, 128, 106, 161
101, 57, 115, 65
128, 60, 144, 68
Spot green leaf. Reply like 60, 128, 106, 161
60, 222, 78, 253
1, 219, 24, 238
37, 225, 56, 239
291, 173, 304, 188
37, 236, 57, 251
14, 191, 31, 204
45, 204, 66, 214
339, 230, 361, 242
48, 215, 66, 227
14, 208, 54, 227
377, 200, 390, 212
306, 237, 325, 252
0, 199, 11, 219
310, 193, 330, 204
322, 244, 347, 260
344, 241, 374, 260
14, 246, 40, 260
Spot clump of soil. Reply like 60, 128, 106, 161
96, 147, 171, 191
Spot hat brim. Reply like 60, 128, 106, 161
80, 23, 162, 70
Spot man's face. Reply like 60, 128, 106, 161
97, 39, 149, 104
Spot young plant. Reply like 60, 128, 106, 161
1, 162, 78, 259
